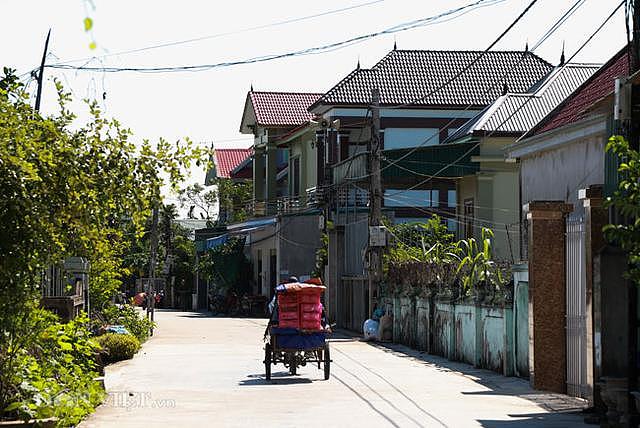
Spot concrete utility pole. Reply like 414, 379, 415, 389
148, 206, 159, 336
34, 29, 51, 112
367, 88, 383, 316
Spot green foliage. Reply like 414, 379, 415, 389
604, 135, 640, 286
199, 237, 252, 293
385, 216, 456, 265
453, 228, 507, 295
0, 68, 205, 415
180, 179, 253, 225
95, 333, 141, 364
384, 217, 509, 299
101, 305, 155, 343
4, 309, 104, 426
312, 233, 329, 280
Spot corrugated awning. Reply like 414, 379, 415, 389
382, 142, 480, 179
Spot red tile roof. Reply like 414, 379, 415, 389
531, 47, 630, 136
214, 148, 252, 179
249, 91, 322, 126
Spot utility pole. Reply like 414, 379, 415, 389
367, 88, 383, 317
35, 29, 51, 113
147, 205, 159, 336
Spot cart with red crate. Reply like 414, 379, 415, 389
264, 282, 331, 381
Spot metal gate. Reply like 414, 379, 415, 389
565, 215, 588, 398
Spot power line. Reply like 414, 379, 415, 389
346, 0, 587, 182
51, 0, 386, 66
42, 0, 505, 74
350, 0, 604, 181
385, 0, 625, 195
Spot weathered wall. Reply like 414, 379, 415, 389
520, 133, 605, 218
387, 295, 519, 377
454, 304, 476, 365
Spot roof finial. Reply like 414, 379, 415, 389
393, 37, 397, 51
525, 40, 529, 52
502, 82, 509, 96
560, 41, 565, 66
250, 82, 254, 92
357, 56, 360, 69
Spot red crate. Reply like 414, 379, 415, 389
277, 293, 298, 305
300, 303, 322, 313
300, 320, 322, 331
279, 319, 300, 329
301, 311, 321, 321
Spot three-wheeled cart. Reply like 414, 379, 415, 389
263, 281, 331, 381
264, 327, 330, 380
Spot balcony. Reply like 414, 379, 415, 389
331, 152, 368, 186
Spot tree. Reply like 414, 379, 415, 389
604, 135, 640, 286
179, 179, 253, 225
0, 67, 206, 411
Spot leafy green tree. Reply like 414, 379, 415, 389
0, 67, 205, 413
604, 135, 640, 286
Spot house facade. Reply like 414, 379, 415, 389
446, 62, 599, 260
235, 91, 324, 297
506, 46, 635, 417
310, 49, 554, 325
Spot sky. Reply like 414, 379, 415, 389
0, 0, 630, 211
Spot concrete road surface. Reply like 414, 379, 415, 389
81, 310, 589, 428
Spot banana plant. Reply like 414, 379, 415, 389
453, 228, 503, 295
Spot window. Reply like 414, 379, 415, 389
448, 190, 457, 208
464, 198, 474, 239
291, 157, 301, 197
384, 128, 439, 150
384, 189, 439, 207
447, 218, 458, 232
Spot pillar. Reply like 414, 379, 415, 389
579, 185, 606, 406
525, 201, 572, 393
253, 146, 265, 209
266, 143, 277, 214
327, 225, 344, 324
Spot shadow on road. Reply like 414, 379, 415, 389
239, 372, 313, 386
334, 330, 586, 417
477, 411, 587, 427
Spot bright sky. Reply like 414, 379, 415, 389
0, 0, 629, 210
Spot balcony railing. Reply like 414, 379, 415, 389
247, 187, 329, 217
331, 152, 368, 185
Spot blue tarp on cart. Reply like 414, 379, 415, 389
271, 327, 326, 350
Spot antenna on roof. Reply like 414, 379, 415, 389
560, 41, 566, 66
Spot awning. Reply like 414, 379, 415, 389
226, 217, 277, 231
205, 234, 229, 250
382, 142, 480, 179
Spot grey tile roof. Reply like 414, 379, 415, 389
312, 50, 554, 109
446, 63, 600, 140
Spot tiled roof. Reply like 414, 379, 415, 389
249, 91, 322, 126
529, 47, 630, 136
312, 50, 553, 109
213, 148, 252, 179
447, 64, 600, 139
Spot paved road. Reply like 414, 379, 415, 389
82, 310, 589, 428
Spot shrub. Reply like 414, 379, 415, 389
102, 304, 155, 342
95, 333, 141, 364
3, 309, 105, 426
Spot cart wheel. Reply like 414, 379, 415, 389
323, 343, 331, 380
317, 349, 322, 369
289, 362, 297, 376
264, 343, 272, 381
